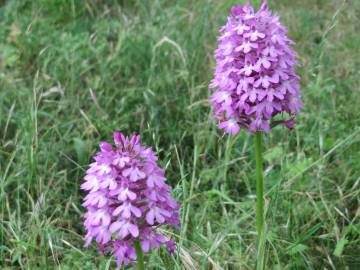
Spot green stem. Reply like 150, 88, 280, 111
134, 241, 145, 270
254, 132, 265, 269
255, 132, 264, 236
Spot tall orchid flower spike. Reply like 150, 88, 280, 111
209, 2, 303, 269
81, 132, 180, 269
210, 2, 302, 134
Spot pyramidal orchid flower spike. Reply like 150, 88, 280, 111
81, 132, 180, 269
209, 2, 303, 134
209, 3, 302, 269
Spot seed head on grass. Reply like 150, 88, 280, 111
81, 131, 180, 267
209, 2, 303, 134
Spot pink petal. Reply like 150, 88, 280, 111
110, 221, 122, 233
146, 209, 155, 225
141, 240, 151, 253
128, 224, 139, 237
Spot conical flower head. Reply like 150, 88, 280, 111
209, 2, 303, 134
81, 132, 180, 267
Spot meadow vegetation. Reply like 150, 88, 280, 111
0, 0, 359, 269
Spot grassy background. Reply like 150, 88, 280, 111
1, 0, 360, 269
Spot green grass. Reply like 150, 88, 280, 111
1, 0, 360, 269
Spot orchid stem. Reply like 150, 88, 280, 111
134, 241, 145, 270
255, 132, 265, 269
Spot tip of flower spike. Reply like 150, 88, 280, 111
130, 134, 141, 146
231, 5, 243, 17
231, 3, 258, 17
259, 1, 268, 12
113, 131, 122, 145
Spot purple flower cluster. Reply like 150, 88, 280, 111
81, 132, 180, 267
209, 2, 303, 134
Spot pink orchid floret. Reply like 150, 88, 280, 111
81, 132, 180, 267
209, 2, 303, 134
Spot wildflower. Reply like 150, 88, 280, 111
81, 132, 180, 267
209, 2, 303, 134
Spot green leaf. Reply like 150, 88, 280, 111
333, 236, 348, 257
73, 138, 88, 165
285, 157, 312, 178
286, 243, 308, 255
264, 146, 283, 163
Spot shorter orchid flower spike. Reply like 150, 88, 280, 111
82, 131, 180, 267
